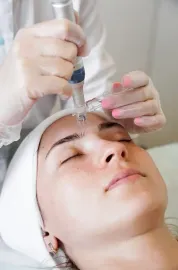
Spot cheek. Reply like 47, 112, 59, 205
137, 146, 167, 195
58, 161, 98, 190
130, 146, 160, 176
47, 168, 102, 241
129, 145, 167, 197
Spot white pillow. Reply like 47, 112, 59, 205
0, 238, 42, 270
148, 143, 178, 220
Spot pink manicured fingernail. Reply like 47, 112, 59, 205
113, 82, 121, 89
112, 110, 120, 118
112, 109, 125, 118
134, 118, 143, 124
102, 99, 114, 108
122, 76, 132, 88
112, 82, 123, 93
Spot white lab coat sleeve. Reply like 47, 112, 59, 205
0, 123, 22, 148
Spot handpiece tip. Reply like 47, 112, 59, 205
76, 113, 87, 131
77, 113, 87, 122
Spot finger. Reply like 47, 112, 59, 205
36, 38, 78, 62
21, 56, 74, 80
27, 76, 72, 100
30, 19, 86, 48
102, 85, 153, 109
134, 114, 166, 129
38, 56, 74, 80
111, 100, 158, 119
15, 36, 78, 62
78, 42, 90, 57
122, 71, 149, 89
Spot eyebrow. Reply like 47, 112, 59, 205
45, 121, 123, 159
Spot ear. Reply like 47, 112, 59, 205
42, 230, 59, 256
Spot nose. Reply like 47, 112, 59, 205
99, 142, 128, 169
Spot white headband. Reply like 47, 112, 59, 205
0, 109, 109, 267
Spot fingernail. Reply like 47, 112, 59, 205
112, 110, 119, 118
112, 109, 123, 118
102, 99, 114, 109
134, 118, 143, 124
112, 82, 122, 93
122, 76, 132, 88
113, 82, 121, 89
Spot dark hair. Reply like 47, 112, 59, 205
42, 242, 79, 270
54, 258, 79, 269
55, 244, 79, 269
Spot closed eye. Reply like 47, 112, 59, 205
60, 139, 132, 164
61, 153, 83, 165
119, 139, 132, 143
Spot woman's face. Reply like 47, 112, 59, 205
37, 113, 167, 254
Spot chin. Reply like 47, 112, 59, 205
111, 196, 166, 239
108, 182, 167, 229
111, 172, 167, 210
124, 189, 167, 230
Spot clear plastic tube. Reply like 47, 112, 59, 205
86, 96, 104, 112
86, 88, 118, 112
86, 84, 131, 112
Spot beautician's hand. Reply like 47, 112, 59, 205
102, 71, 166, 133
0, 18, 87, 125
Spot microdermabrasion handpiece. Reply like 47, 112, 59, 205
51, 0, 87, 123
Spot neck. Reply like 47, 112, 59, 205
77, 225, 178, 270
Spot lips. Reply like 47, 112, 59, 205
105, 168, 145, 192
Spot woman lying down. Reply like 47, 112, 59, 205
0, 109, 178, 270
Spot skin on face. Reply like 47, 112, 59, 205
37, 113, 167, 260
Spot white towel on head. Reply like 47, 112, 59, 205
0, 109, 108, 267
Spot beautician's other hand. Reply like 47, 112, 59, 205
102, 71, 166, 133
0, 18, 87, 125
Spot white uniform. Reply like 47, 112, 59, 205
0, 0, 115, 127
0, 0, 116, 187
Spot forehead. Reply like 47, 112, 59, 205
39, 113, 107, 151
